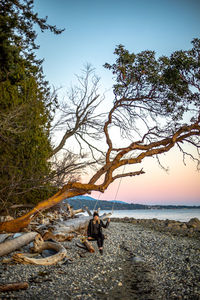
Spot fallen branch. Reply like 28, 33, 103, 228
0, 282, 29, 292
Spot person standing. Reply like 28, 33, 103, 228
87, 211, 110, 254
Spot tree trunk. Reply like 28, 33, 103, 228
0, 187, 86, 233
0, 232, 38, 257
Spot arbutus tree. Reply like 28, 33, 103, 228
0, 39, 199, 232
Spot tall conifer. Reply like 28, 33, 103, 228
0, 0, 64, 209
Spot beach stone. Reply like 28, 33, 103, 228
187, 218, 200, 228
131, 256, 144, 263
180, 223, 187, 230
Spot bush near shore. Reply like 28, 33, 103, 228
111, 217, 200, 238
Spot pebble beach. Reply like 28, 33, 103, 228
0, 220, 200, 299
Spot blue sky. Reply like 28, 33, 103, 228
35, 0, 200, 88
34, 0, 200, 205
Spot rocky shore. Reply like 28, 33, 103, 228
0, 220, 200, 299
111, 217, 200, 238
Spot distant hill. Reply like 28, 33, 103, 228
64, 195, 147, 210
64, 195, 200, 210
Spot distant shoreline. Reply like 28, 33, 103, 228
65, 196, 200, 210
111, 216, 200, 239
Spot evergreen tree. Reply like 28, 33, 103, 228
0, 0, 64, 210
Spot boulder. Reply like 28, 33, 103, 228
187, 218, 200, 229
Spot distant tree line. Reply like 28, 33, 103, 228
66, 198, 200, 211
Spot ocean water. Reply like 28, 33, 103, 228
88, 208, 200, 222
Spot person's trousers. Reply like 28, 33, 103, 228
91, 233, 104, 248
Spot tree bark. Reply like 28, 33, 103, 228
0, 232, 38, 257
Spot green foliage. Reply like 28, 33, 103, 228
0, 0, 64, 209
104, 39, 200, 125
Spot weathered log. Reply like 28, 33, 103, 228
66, 204, 85, 218
82, 239, 95, 253
0, 232, 38, 257
12, 240, 67, 265
73, 208, 85, 216
42, 231, 74, 242
0, 282, 29, 292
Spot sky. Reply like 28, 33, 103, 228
34, 0, 200, 205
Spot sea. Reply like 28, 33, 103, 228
85, 208, 200, 222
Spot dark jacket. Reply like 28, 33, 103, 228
87, 219, 109, 237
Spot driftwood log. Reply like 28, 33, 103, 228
82, 239, 95, 253
42, 231, 74, 242
0, 282, 29, 292
12, 234, 67, 265
0, 232, 38, 257
66, 203, 85, 218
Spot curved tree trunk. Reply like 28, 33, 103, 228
0, 186, 86, 233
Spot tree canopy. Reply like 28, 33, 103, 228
103, 40, 199, 138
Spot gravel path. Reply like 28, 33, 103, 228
0, 221, 200, 299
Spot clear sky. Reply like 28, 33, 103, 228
34, 0, 200, 205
